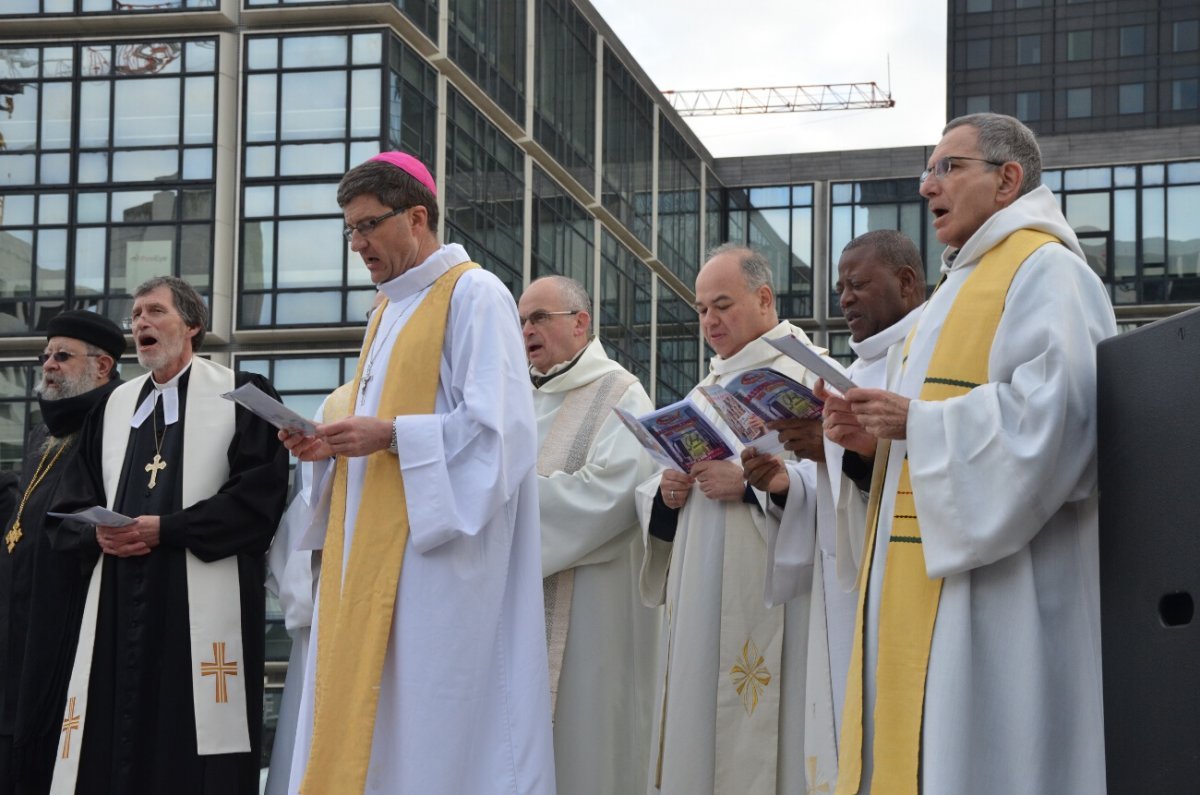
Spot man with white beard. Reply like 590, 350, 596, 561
0, 311, 125, 795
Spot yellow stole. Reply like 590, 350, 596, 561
301, 261, 479, 794
836, 230, 1058, 795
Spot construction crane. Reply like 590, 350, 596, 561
663, 81, 894, 117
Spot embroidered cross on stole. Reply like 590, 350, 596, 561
836, 229, 1059, 795
301, 262, 479, 795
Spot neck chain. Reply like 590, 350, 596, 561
360, 288, 428, 396
6, 438, 70, 554
145, 401, 168, 490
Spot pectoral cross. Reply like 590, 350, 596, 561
4, 521, 21, 554
145, 454, 167, 489
200, 641, 239, 704
61, 696, 81, 759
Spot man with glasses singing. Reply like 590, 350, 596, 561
46, 277, 290, 795
280, 152, 554, 794
829, 113, 1115, 794
518, 275, 658, 795
0, 311, 123, 795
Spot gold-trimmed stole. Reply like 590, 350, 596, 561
836, 230, 1058, 795
300, 261, 478, 795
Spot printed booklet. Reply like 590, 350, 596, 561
614, 400, 736, 473
697, 368, 823, 454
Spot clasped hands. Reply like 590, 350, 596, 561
278, 415, 393, 461
96, 515, 160, 557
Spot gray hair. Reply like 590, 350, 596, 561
944, 113, 1042, 196
842, 230, 927, 293
529, 275, 591, 313
705, 243, 774, 291
134, 275, 208, 350
337, 160, 440, 233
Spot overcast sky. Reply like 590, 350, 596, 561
588, 0, 949, 158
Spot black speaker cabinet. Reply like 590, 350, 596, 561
1098, 306, 1200, 793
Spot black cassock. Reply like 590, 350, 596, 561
2, 379, 121, 795
49, 368, 288, 795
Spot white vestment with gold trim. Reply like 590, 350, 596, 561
635, 321, 825, 795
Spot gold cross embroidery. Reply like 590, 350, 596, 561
729, 638, 772, 717
200, 641, 238, 704
61, 696, 81, 759
5, 520, 21, 554
145, 454, 167, 489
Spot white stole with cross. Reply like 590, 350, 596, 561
51, 357, 248, 795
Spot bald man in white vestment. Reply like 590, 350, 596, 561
520, 275, 659, 795
636, 244, 831, 795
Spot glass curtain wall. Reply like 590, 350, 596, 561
657, 120, 701, 286
531, 166, 593, 287
599, 230, 652, 394
600, 50, 654, 248
239, 31, 436, 329
444, 89, 526, 295
723, 185, 815, 319
534, 0, 596, 190
448, 0, 526, 123
0, 39, 217, 334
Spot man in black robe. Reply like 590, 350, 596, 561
0, 311, 125, 795
48, 277, 289, 795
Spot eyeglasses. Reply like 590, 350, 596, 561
38, 351, 104, 365
519, 310, 579, 327
342, 207, 408, 242
919, 155, 1005, 184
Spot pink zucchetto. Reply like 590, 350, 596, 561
368, 151, 437, 195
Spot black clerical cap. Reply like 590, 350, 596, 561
46, 310, 127, 359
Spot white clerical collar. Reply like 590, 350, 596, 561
377, 243, 471, 303
130, 360, 193, 429
848, 304, 925, 364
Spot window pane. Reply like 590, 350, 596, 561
1166, 185, 1200, 276
280, 71, 346, 140
966, 39, 990, 69
1174, 20, 1199, 52
1067, 87, 1092, 118
1120, 25, 1145, 57
1017, 35, 1041, 65
277, 291, 342, 324
276, 220, 344, 287
1067, 30, 1093, 61
1066, 193, 1110, 233
1172, 79, 1199, 111
114, 78, 180, 147
1016, 91, 1041, 121
966, 95, 990, 114
1119, 83, 1144, 115
281, 35, 347, 69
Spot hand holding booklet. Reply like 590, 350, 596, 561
221, 382, 318, 436
613, 401, 736, 474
